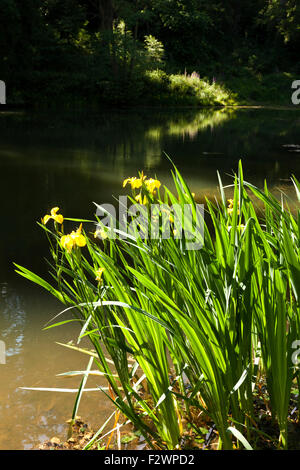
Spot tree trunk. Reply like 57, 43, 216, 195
98, 0, 114, 32
95, 0, 119, 79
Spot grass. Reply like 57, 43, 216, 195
142, 70, 236, 106
16, 161, 300, 450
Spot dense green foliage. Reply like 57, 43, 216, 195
16, 163, 300, 449
1, 1, 299, 105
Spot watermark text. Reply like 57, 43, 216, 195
0, 81, 6, 104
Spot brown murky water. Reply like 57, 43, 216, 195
0, 282, 114, 449
0, 106, 299, 449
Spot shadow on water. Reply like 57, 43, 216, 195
0, 106, 299, 448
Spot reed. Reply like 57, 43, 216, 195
16, 161, 300, 449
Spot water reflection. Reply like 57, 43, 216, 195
0, 106, 299, 448
0, 282, 113, 450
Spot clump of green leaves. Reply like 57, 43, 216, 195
16, 161, 300, 449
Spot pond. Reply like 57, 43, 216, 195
0, 106, 299, 449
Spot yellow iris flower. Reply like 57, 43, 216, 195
145, 178, 161, 193
123, 172, 161, 203
60, 224, 86, 253
227, 199, 240, 215
135, 193, 147, 204
94, 229, 108, 240
123, 171, 149, 190
42, 207, 64, 225
123, 177, 138, 188
95, 267, 105, 282
123, 172, 161, 206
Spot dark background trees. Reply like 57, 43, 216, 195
0, 0, 299, 105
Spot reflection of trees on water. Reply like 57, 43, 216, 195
0, 109, 299, 267
0, 108, 233, 172
0, 108, 299, 189
0, 108, 299, 240
144, 109, 233, 142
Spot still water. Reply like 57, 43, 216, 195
0, 106, 299, 449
